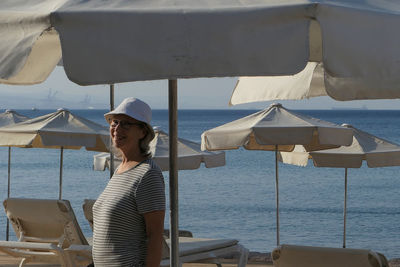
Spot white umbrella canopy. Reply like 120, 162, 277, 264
201, 103, 354, 246
202, 103, 354, 152
280, 124, 400, 168
0, 108, 110, 199
94, 127, 225, 171
230, 62, 327, 105
230, 5, 400, 105
279, 124, 400, 248
0, 109, 30, 240
0, 110, 30, 126
0, 0, 399, 97
0, 108, 109, 151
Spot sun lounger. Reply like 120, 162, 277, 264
160, 237, 249, 267
0, 198, 92, 267
83, 198, 249, 267
272, 244, 389, 267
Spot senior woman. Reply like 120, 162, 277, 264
92, 97, 166, 267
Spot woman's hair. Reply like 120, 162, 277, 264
111, 122, 153, 159
138, 123, 153, 158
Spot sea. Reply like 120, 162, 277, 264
0, 109, 400, 259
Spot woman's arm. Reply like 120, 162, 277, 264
144, 210, 166, 267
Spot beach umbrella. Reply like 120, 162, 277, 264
228, 6, 400, 105
279, 124, 400, 248
1, 1, 400, 265
0, 110, 30, 126
0, 109, 30, 240
93, 127, 225, 172
0, 108, 109, 200
230, 62, 327, 105
201, 103, 353, 246
1, 1, 400, 102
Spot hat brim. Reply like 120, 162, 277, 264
104, 111, 149, 126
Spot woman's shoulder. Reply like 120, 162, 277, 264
142, 158, 163, 173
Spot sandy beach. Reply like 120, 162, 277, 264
1, 250, 400, 267
0, 251, 274, 266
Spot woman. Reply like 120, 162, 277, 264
92, 97, 166, 267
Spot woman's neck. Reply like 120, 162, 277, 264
116, 150, 146, 174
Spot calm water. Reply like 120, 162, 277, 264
0, 109, 400, 259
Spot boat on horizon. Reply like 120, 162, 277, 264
331, 105, 368, 110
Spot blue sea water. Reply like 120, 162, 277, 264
0, 109, 400, 259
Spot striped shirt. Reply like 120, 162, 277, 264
92, 159, 165, 267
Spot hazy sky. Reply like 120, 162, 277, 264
1, 67, 399, 110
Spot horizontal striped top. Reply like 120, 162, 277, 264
92, 159, 165, 267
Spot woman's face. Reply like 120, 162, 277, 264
109, 114, 146, 151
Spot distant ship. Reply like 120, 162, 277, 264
31, 107, 39, 111
331, 105, 368, 110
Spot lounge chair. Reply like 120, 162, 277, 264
272, 244, 389, 267
83, 199, 249, 267
0, 198, 92, 267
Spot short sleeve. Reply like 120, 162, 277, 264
136, 169, 166, 214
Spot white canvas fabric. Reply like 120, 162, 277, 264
230, 62, 326, 104
231, 3, 400, 103
201, 103, 353, 152
94, 127, 225, 171
0, 0, 65, 85
280, 124, 400, 168
0, 108, 109, 151
1, 0, 400, 101
49, 0, 310, 85
0, 110, 29, 127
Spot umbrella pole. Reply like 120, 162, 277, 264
59, 147, 64, 200
109, 84, 115, 178
169, 79, 179, 267
6, 147, 11, 241
275, 145, 280, 246
343, 168, 348, 248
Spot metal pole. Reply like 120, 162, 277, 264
59, 147, 64, 200
110, 84, 115, 111
109, 84, 115, 178
275, 145, 280, 246
343, 168, 348, 248
6, 147, 11, 240
168, 79, 179, 267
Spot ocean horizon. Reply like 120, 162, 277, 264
1, 108, 400, 259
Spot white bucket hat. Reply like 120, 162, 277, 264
104, 97, 155, 140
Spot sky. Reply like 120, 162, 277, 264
1, 67, 399, 110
